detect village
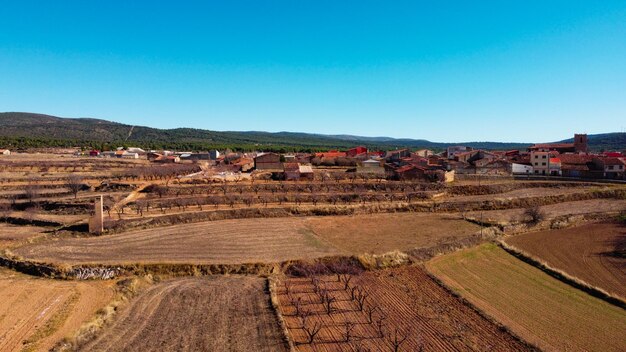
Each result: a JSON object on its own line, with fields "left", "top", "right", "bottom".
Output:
{"left": 4, "top": 133, "right": 620, "bottom": 182}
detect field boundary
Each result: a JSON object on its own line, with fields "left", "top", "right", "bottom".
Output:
{"left": 268, "top": 277, "right": 297, "bottom": 352}
{"left": 496, "top": 241, "right": 626, "bottom": 309}
{"left": 422, "top": 265, "right": 541, "bottom": 351}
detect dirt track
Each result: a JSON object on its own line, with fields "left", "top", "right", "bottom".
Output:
{"left": 0, "top": 268, "right": 114, "bottom": 352}
{"left": 81, "top": 277, "right": 288, "bottom": 352}
{"left": 506, "top": 221, "right": 626, "bottom": 299}
{"left": 14, "top": 218, "right": 343, "bottom": 265}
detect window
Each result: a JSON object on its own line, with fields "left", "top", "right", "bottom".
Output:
{"left": 534, "top": 162, "right": 538, "bottom": 166}
{"left": 542, "top": 155, "right": 547, "bottom": 159}
{"left": 608, "top": 165, "right": 614, "bottom": 170}
{"left": 542, "top": 162, "right": 546, "bottom": 166}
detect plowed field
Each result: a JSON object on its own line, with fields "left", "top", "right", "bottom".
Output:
{"left": 14, "top": 218, "right": 343, "bottom": 265}
{"left": 81, "top": 277, "right": 287, "bottom": 352}
{"left": 306, "top": 213, "right": 480, "bottom": 254}
{"left": 0, "top": 268, "right": 114, "bottom": 352}
{"left": 277, "top": 266, "right": 531, "bottom": 351}
{"left": 506, "top": 221, "right": 626, "bottom": 299}
{"left": 427, "top": 244, "right": 626, "bottom": 352}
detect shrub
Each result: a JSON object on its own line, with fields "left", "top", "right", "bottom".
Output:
{"left": 523, "top": 206, "right": 545, "bottom": 225}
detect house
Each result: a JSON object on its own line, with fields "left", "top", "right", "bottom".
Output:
{"left": 529, "top": 134, "right": 588, "bottom": 154}
{"left": 512, "top": 163, "right": 533, "bottom": 175}
{"left": 101, "top": 151, "right": 116, "bottom": 158}
{"left": 346, "top": 146, "right": 368, "bottom": 157}
{"left": 298, "top": 164, "right": 315, "bottom": 180}
{"left": 89, "top": 150, "right": 100, "bottom": 157}
{"left": 283, "top": 162, "right": 301, "bottom": 181}
{"left": 593, "top": 157, "right": 626, "bottom": 179}
{"left": 154, "top": 155, "right": 180, "bottom": 163}
{"left": 414, "top": 149, "right": 434, "bottom": 158}
{"left": 558, "top": 154, "right": 595, "bottom": 178}
{"left": 0, "top": 149, "right": 10, "bottom": 156}
{"left": 385, "top": 149, "right": 411, "bottom": 162}
{"left": 315, "top": 150, "right": 347, "bottom": 158}
{"left": 121, "top": 152, "right": 139, "bottom": 159}
{"left": 446, "top": 146, "right": 472, "bottom": 160}
{"left": 548, "top": 158, "right": 562, "bottom": 176}
{"left": 147, "top": 152, "right": 162, "bottom": 161}
{"left": 233, "top": 158, "right": 254, "bottom": 172}
{"left": 530, "top": 151, "right": 553, "bottom": 175}
{"left": 477, "top": 159, "right": 512, "bottom": 175}
{"left": 255, "top": 152, "right": 282, "bottom": 170}
{"left": 126, "top": 147, "right": 146, "bottom": 155}
{"left": 394, "top": 164, "right": 427, "bottom": 181}
{"left": 357, "top": 159, "right": 385, "bottom": 175}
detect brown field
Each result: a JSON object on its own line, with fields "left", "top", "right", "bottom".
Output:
{"left": 81, "top": 276, "right": 287, "bottom": 352}
{"left": 277, "top": 266, "right": 530, "bottom": 351}
{"left": 426, "top": 244, "right": 626, "bottom": 352}
{"left": 506, "top": 221, "right": 626, "bottom": 299}
{"left": 465, "top": 198, "right": 626, "bottom": 224}
{"left": 13, "top": 217, "right": 344, "bottom": 265}
{"left": 0, "top": 268, "right": 114, "bottom": 352}
{"left": 0, "top": 223, "right": 47, "bottom": 249}
{"left": 306, "top": 213, "right": 480, "bottom": 254}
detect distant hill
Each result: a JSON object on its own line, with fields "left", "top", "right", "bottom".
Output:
{"left": 0, "top": 112, "right": 623, "bottom": 152}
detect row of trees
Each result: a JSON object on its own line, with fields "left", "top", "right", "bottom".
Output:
{"left": 282, "top": 269, "right": 419, "bottom": 351}
{"left": 146, "top": 180, "right": 442, "bottom": 198}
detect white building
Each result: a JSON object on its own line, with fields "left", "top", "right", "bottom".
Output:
{"left": 512, "top": 163, "right": 533, "bottom": 175}
{"left": 0, "top": 149, "right": 10, "bottom": 156}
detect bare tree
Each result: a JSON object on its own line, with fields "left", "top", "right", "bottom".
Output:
{"left": 322, "top": 290, "right": 336, "bottom": 314}
{"left": 375, "top": 316, "right": 387, "bottom": 338}
{"left": 24, "top": 179, "right": 39, "bottom": 205}
{"left": 366, "top": 305, "right": 381, "bottom": 324}
{"left": 65, "top": 174, "right": 84, "bottom": 199}
{"left": 302, "top": 321, "right": 323, "bottom": 344}
{"left": 354, "top": 288, "right": 369, "bottom": 311}
{"left": 385, "top": 328, "right": 409, "bottom": 352}
{"left": 344, "top": 321, "right": 356, "bottom": 342}
{"left": 523, "top": 206, "right": 545, "bottom": 225}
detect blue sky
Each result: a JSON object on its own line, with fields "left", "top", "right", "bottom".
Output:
{"left": 1, "top": 1, "right": 625, "bottom": 142}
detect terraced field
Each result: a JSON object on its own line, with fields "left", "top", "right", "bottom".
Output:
{"left": 14, "top": 218, "right": 344, "bottom": 265}
{"left": 0, "top": 268, "right": 114, "bottom": 352}
{"left": 306, "top": 213, "right": 480, "bottom": 254}
{"left": 81, "top": 277, "right": 287, "bottom": 352}
{"left": 426, "top": 244, "right": 626, "bottom": 352}
{"left": 0, "top": 223, "right": 47, "bottom": 249}
{"left": 277, "top": 266, "right": 531, "bottom": 351}
{"left": 506, "top": 221, "right": 626, "bottom": 299}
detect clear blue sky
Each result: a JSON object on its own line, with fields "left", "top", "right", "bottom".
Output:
{"left": 1, "top": 1, "right": 625, "bottom": 143}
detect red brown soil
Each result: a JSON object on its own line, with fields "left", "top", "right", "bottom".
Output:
{"left": 506, "top": 221, "right": 626, "bottom": 299}
{"left": 81, "top": 276, "right": 288, "bottom": 352}
{"left": 305, "top": 213, "right": 480, "bottom": 254}
{"left": 277, "top": 266, "right": 531, "bottom": 351}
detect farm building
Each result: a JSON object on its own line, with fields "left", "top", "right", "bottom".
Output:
{"left": 512, "top": 163, "right": 533, "bottom": 175}
{"left": 385, "top": 148, "right": 411, "bottom": 162}
{"left": 298, "top": 164, "right": 314, "bottom": 180}
{"left": 154, "top": 155, "right": 180, "bottom": 163}
{"left": 255, "top": 153, "right": 282, "bottom": 170}
{"left": 0, "top": 149, "right": 11, "bottom": 156}
{"left": 121, "top": 152, "right": 139, "bottom": 159}
{"left": 233, "top": 158, "right": 254, "bottom": 172}
{"left": 283, "top": 162, "right": 301, "bottom": 180}
{"left": 394, "top": 164, "right": 427, "bottom": 180}
{"left": 357, "top": 159, "right": 385, "bottom": 175}
{"left": 89, "top": 150, "right": 100, "bottom": 157}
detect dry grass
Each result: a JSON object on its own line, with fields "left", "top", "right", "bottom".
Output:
{"left": 426, "top": 243, "right": 626, "bottom": 352}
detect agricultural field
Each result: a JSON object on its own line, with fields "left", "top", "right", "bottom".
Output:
{"left": 0, "top": 268, "right": 114, "bottom": 352}
{"left": 13, "top": 217, "right": 344, "bottom": 265}
{"left": 276, "top": 266, "right": 531, "bottom": 351}
{"left": 426, "top": 244, "right": 626, "bottom": 352}
{"left": 81, "top": 276, "right": 287, "bottom": 352}
{"left": 464, "top": 198, "right": 626, "bottom": 225}
{"left": 0, "top": 223, "right": 47, "bottom": 249}
{"left": 506, "top": 221, "right": 626, "bottom": 299}
{"left": 305, "top": 212, "right": 480, "bottom": 254}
